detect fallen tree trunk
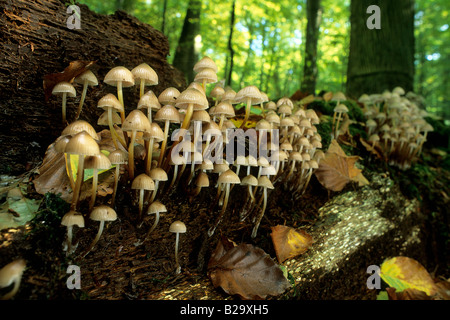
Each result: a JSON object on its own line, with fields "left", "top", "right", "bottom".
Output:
{"left": 0, "top": 0, "right": 186, "bottom": 174}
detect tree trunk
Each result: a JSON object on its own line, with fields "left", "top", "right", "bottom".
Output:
{"left": 346, "top": 0, "right": 415, "bottom": 99}
{"left": 172, "top": 0, "right": 202, "bottom": 83}
{"left": 301, "top": 0, "right": 322, "bottom": 95}
{"left": 0, "top": 0, "right": 186, "bottom": 175}
{"left": 225, "top": 0, "right": 236, "bottom": 87}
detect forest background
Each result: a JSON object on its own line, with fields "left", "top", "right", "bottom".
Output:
{"left": 75, "top": 0, "right": 449, "bottom": 123}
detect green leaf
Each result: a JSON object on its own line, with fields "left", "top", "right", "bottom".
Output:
{"left": 67, "top": 150, "right": 114, "bottom": 182}
{"left": 0, "top": 189, "right": 42, "bottom": 230}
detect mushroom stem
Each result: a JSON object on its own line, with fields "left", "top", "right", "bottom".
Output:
{"left": 251, "top": 187, "right": 267, "bottom": 238}
{"left": 62, "top": 92, "right": 67, "bottom": 124}
{"left": 157, "top": 120, "right": 170, "bottom": 167}
{"left": 107, "top": 107, "right": 119, "bottom": 149}
{"left": 82, "top": 221, "right": 105, "bottom": 258}
{"left": 117, "top": 82, "right": 125, "bottom": 123}
{"left": 174, "top": 232, "right": 181, "bottom": 274}
{"left": 66, "top": 225, "right": 74, "bottom": 255}
{"left": 239, "top": 97, "right": 251, "bottom": 129}
{"left": 149, "top": 180, "right": 159, "bottom": 203}
{"left": 138, "top": 189, "right": 145, "bottom": 221}
{"left": 111, "top": 164, "right": 120, "bottom": 207}
{"left": 143, "top": 212, "right": 160, "bottom": 242}
{"left": 71, "top": 154, "right": 85, "bottom": 211}
{"left": 180, "top": 103, "right": 194, "bottom": 130}
{"left": 146, "top": 138, "right": 155, "bottom": 175}
{"left": 208, "top": 183, "right": 230, "bottom": 237}
{"left": 89, "top": 168, "right": 99, "bottom": 211}
{"left": 128, "top": 130, "right": 137, "bottom": 180}
{"left": 75, "top": 80, "right": 88, "bottom": 120}
{"left": 139, "top": 80, "right": 146, "bottom": 99}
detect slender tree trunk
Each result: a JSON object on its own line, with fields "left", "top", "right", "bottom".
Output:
{"left": 301, "top": 0, "right": 322, "bottom": 95}
{"left": 346, "top": 0, "right": 415, "bottom": 98}
{"left": 238, "top": 14, "right": 254, "bottom": 86}
{"left": 226, "top": 0, "right": 236, "bottom": 87}
{"left": 173, "top": 0, "right": 202, "bottom": 83}
{"left": 161, "top": 0, "right": 168, "bottom": 34}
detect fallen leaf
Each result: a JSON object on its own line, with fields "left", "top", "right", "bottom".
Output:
{"left": 0, "top": 188, "right": 42, "bottom": 230}
{"left": 385, "top": 287, "right": 432, "bottom": 300}
{"left": 359, "top": 136, "right": 385, "bottom": 160}
{"left": 207, "top": 237, "right": 291, "bottom": 300}
{"left": 323, "top": 91, "right": 333, "bottom": 102}
{"left": 299, "top": 94, "right": 315, "bottom": 106}
{"left": 380, "top": 256, "right": 438, "bottom": 297}
{"left": 314, "top": 139, "right": 369, "bottom": 191}
{"left": 43, "top": 60, "right": 96, "bottom": 102}
{"left": 270, "top": 225, "right": 313, "bottom": 263}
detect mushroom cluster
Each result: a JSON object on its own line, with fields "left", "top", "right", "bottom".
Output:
{"left": 358, "top": 87, "right": 433, "bottom": 170}
{"left": 50, "top": 57, "right": 322, "bottom": 272}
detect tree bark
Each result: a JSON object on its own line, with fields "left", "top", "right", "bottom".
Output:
{"left": 0, "top": 0, "right": 185, "bottom": 174}
{"left": 346, "top": 0, "right": 415, "bottom": 99}
{"left": 301, "top": 0, "right": 322, "bottom": 95}
{"left": 172, "top": 0, "right": 202, "bottom": 83}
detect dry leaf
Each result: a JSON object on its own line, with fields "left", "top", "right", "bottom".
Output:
{"left": 359, "top": 137, "right": 385, "bottom": 160}
{"left": 385, "top": 287, "right": 432, "bottom": 300}
{"left": 207, "top": 237, "right": 290, "bottom": 300}
{"left": 323, "top": 91, "right": 333, "bottom": 102}
{"left": 270, "top": 225, "right": 313, "bottom": 263}
{"left": 314, "top": 140, "right": 369, "bottom": 192}
{"left": 43, "top": 60, "right": 96, "bottom": 101}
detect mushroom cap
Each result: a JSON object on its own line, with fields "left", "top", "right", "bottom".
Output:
{"left": 175, "top": 88, "right": 209, "bottom": 110}
{"left": 193, "top": 56, "right": 218, "bottom": 73}
{"left": 280, "top": 117, "right": 295, "bottom": 128}
{"left": 278, "top": 104, "right": 292, "bottom": 116}
{"left": 195, "top": 171, "right": 210, "bottom": 187}
{"left": 98, "top": 110, "right": 121, "bottom": 126}
{"left": 122, "top": 109, "right": 151, "bottom": 132}
{"left": 222, "top": 88, "right": 236, "bottom": 102}
{"left": 149, "top": 167, "right": 168, "bottom": 182}
{"left": 108, "top": 149, "right": 128, "bottom": 164}
{"left": 148, "top": 200, "right": 167, "bottom": 215}
{"left": 308, "top": 159, "right": 319, "bottom": 169}
{"left": 137, "top": 90, "right": 161, "bottom": 111}
{"left": 331, "top": 91, "right": 346, "bottom": 101}
{"left": 62, "top": 120, "right": 99, "bottom": 140}
{"left": 213, "top": 162, "right": 230, "bottom": 174}
{"left": 52, "top": 81, "right": 76, "bottom": 97}
{"left": 276, "top": 97, "right": 294, "bottom": 108}
{"left": 241, "top": 174, "right": 258, "bottom": 186}
{"left": 169, "top": 220, "right": 187, "bottom": 233}
{"left": 155, "top": 104, "right": 181, "bottom": 124}
{"left": 258, "top": 175, "right": 274, "bottom": 189}
{"left": 131, "top": 173, "right": 155, "bottom": 191}
{"left": 97, "top": 93, "right": 124, "bottom": 113}
{"left": 212, "top": 101, "right": 235, "bottom": 118}
{"left": 265, "top": 113, "right": 280, "bottom": 125}
{"left": 200, "top": 159, "right": 214, "bottom": 171}
{"left": 144, "top": 122, "right": 165, "bottom": 142}
{"left": 0, "top": 259, "right": 26, "bottom": 288}
{"left": 104, "top": 66, "right": 135, "bottom": 87}
{"left": 61, "top": 210, "right": 85, "bottom": 228}
{"left": 74, "top": 70, "right": 98, "bottom": 86}
{"left": 234, "top": 85, "right": 262, "bottom": 105}
{"left": 158, "top": 87, "right": 181, "bottom": 105}
{"left": 210, "top": 86, "right": 225, "bottom": 99}
{"left": 84, "top": 152, "right": 112, "bottom": 170}
{"left": 191, "top": 110, "right": 211, "bottom": 124}
{"left": 90, "top": 205, "right": 117, "bottom": 222}
{"left": 54, "top": 135, "right": 71, "bottom": 153}
{"left": 194, "top": 67, "right": 218, "bottom": 84}
{"left": 334, "top": 104, "right": 348, "bottom": 113}
{"left": 131, "top": 63, "right": 158, "bottom": 86}
{"left": 280, "top": 141, "right": 293, "bottom": 151}
{"left": 218, "top": 169, "right": 241, "bottom": 185}
{"left": 289, "top": 151, "right": 303, "bottom": 162}
{"left": 256, "top": 119, "right": 271, "bottom": 131}
{"left": 65, "top": 131, "right": 100, "bottom": 156}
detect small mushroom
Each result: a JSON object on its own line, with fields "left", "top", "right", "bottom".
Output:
{"left": 148, "top": 167, "right": 168, "bottom": 203}
{"left": 0, "top": 259, "right": 26, "bottom": 300}
{"left": 234, "top": 85, "right": 262, "bottom": 129}
{"left": 154, "top": 105, "right": 181, "bottom": 167}
{"left": 140, "top": 200, "right": 167, "bottom": 242}
{"left": 61, "top": 210, "right": 85, "bottom": 255}
{"left": 84, "top": 153, "right": 112, "bottom": 211}
{"left": 169, "top": 220, "right": 187, "bottom": 274}
{"left": 131, "top": 63, "right": 158, "bottom": 98}
{"left": 52, "top": 81, "right": 76, "bottom": 125}
{"left": 131, "top": 173, "right": 155, "bottom": 221}
{"left": 251, "top": 176, "right": 274, "bottom": 238}
{"left": 82, "top": 205, "right": 117, "bottom": 258}
{"left": 74, "top": 70, "right": 98, "bottom": 120}
{"left": 108, "top": 149, "right": 128, "bottom": 207}
{"left": 103, "top": 66, "right": 135, "bottom": 123}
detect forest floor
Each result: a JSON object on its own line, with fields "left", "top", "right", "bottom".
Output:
{"left": 1, "top": 140, "right": 449, "bottom": 300}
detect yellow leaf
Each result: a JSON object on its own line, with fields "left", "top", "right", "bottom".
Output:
{"left": 270, "top": 225, "right": 313, "bottom": 263}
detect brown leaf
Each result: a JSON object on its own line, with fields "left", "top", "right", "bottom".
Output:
{"left": 314, "top": 140, "right": 369, "bottom": 191}
{"left": 270, "top": 225, "right": 313, "bottom": 263}
{"left": 207, "top": 237, "right": 291, "bottom": 300}
{"left": 359, "top": 137, "right": 385, "bottom": 160}
{"left": 43, "top": 60, "right": 96, "bottom": 102}
{"left": 386, "top": 287, "right": 432, "bottom": 300}
{"left": 323, "top": 91, "right": 333, "bottom": 102}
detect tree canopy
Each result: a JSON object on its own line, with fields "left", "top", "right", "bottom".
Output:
{"left": 76, "top": 0, "right": 449, "bottom": 121}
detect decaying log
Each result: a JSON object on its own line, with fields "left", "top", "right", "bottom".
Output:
{"left": 0, "top": 0, "right": 186, "bottom": 174}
